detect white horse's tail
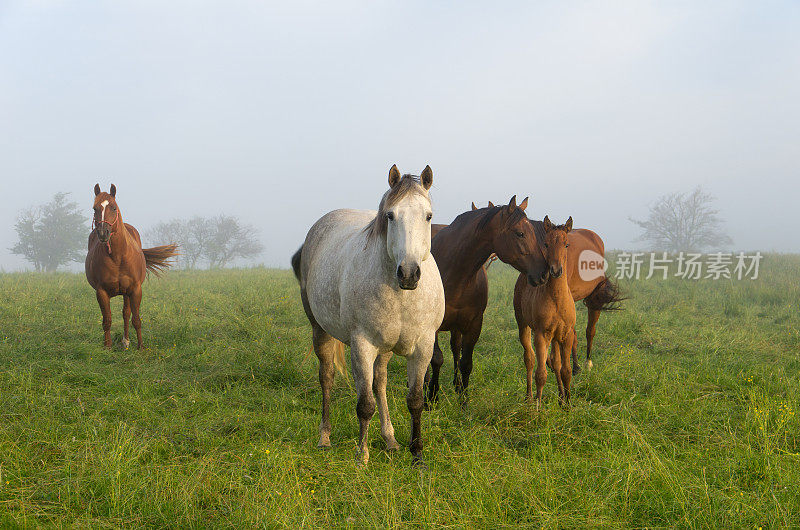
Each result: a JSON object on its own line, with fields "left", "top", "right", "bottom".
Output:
{"left": 295, "top": 244, "right": 347, "bottom": 375}
{"left": 304, "top": 340, "right": 346, "bottom": 375}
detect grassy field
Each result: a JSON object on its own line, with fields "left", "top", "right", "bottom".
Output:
{"left": 0, "top": 256, "right": 798, "bottom": 528}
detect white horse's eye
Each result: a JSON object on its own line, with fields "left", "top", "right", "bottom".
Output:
{"left": 426, "top": 213, "right": 432, "bottom": 221}
{"left": 385, "top": 212, "right": 394, "bottom": 221}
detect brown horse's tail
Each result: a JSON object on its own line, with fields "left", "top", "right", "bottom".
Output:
{"left": 584, "top": 276, "right": 626, "bottom": 312}
{"left": 143, "top": 244, "right": 179, "bottom": 277}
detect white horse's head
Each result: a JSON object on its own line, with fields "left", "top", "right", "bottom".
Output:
{"left": 366, "top": 165, "right": 434, "bottom": 290}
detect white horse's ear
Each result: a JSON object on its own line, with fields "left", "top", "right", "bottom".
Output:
{"left": 420, "top": 165, "right": 433, "bottom": 190}
{"left": 565, "top": 216, "right": 573, "bottom": 232}
{"left": 94, "top": 184, "right": 101, "bottom": 196}
{"left": 110, "top": 184, "right": 116, "bottom": 197}
{"left": 519, "top": 197, "right": 529, "bottom": 211}
{"left": 388, "top": 165, "right": 401, "bottom": 188}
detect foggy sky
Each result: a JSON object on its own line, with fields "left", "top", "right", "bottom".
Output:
{"left": 1, "top": 1, "right": 799, "bottom": 270}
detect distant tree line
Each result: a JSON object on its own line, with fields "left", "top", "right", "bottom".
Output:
{"left": 10, "top": 192, "right": 264, "bottom": 272}
{"left": 147, "top": 215, "right": 264, "bottom": 269}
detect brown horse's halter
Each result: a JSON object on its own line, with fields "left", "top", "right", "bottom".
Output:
{"left": 92, "top": 205, "right": 119, "bottom": 254}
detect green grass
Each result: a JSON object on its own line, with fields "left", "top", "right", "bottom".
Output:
{"left": 0, "top": 256, "right": 798, "bottom": 527}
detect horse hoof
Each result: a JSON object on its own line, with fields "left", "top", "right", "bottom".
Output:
{"left": 317, "top": 435, "right": 331, "bottom": 449}
{"left": 385, "top": 440, "right": 401, "bottom": 452}
{"left": 572, "top": 364, "right": 582, "bottom": 376}
{"left": 412, "top": 454, "right": 427, "bottom": 470}
{"left": 122, "top": 338, "right": 130, "bottom": 350}
{"left": 585, "top": 360, "right": 594, "bottom": 372}
{"left": 356, "top": 450, "right": 369, "bottom": 467}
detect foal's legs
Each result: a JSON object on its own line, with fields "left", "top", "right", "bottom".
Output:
{"left": 122, "top": 295, "right": 131, "bottom": 350}
{"left": 313, "top": 325, "right": 338, "bottom": 448}
{"left": 559, "top": 335, "right": 573, "bottom": 407}
{"left": 129, "top": 285, "right": 143, "bottom": 349}
{"left": 533, "top": 330, "right": 550, "bottom": 408}
{"left": 95, "top": 289, "right": 113, "bottom": 349}
{"left": 571, "top": 324, "right": 581, "bottom": 375}
{"left": 551, "top": 340, "right": 564, "bottom": 403}
{"left": 425, "top": 333, "right": 444, "bottom": 405}
{"left": 585, "top": 308, "right": 601, "bottom": 371}
{"left": 373, "top": 350, "right": 400, "bottom": 451}
{"left": 407, "top": 338, "right": 434, "bottom": 465}
{"left": 457, "top": 316, "right": 482, "bottom": 394}
{"left": 350, "top": 336, "right": 378, "bottom": 466}
{"left": 519, "top": 324, "right": 536, "bottom": 402}
{"left": 450, "top": 330, "right": 463, "bottom": 389}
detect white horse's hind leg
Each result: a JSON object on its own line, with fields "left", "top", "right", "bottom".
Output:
{"left": 351, "top": 337, "right": 378, "bottom": 466}
{"left": 407, "top": 338, "right": 434, "bottom": 465}
{"left": 373, "top": 351, "right": 399, "bottom": 451}
{"left": 313, "top": 326, "right": 338, "bottom": 448}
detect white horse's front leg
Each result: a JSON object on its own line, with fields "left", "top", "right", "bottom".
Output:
{"left": 373, "top": 350, "right": 399, "bottom": 451}
{"left": 407, "top": 336, "right": 435, "bottom": 465}
{"left": 350, "top": 336, "right": 378, "bottom": 466}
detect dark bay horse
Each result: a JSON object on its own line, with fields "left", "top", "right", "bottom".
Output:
{"left": 514, "top": 216, "right": 576, "bottom": 406}
{"left": 85, "top": 184, "right": 178, "bottom": 349}
{"left": 426, "top": 196, "right": 549, "bottom": 403}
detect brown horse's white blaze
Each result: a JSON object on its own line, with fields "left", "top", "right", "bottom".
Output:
{"left": 85, "top": 183, "right": 178, "bottom": 349}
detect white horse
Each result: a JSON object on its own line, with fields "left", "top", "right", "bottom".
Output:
{"left": 292, "top": 165, "right": 445, "bottom": 465}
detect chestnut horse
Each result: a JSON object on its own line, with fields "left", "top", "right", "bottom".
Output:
{"left": 563, "top": 228, "right": 624, "bottom": 374}
{"left": 514, "top": 216, "right": 575, "bottom": 406}
{"left": 426, "top": 196, "right": 549, "bottom": 403}
{"left": 85, "top": 184, "right": 178, "bottom": 349}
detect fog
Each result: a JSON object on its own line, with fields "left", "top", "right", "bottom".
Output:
{"left": 1, "top": 1, "right": 799, "bottom": 270}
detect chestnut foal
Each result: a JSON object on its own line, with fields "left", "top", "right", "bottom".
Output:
{"left": 85, "top": 184, "right": 178, "bottom": 349}
{"left": 514, "top": 216, "right": 575, "bottom": 406}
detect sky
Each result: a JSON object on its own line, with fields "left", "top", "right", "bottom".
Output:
{"left": 1, "top": 0, "right": 798, "bottom": 270}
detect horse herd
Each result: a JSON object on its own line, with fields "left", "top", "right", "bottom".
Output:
{"left": 86, "top": 168, "right": 622, "bottom": 466}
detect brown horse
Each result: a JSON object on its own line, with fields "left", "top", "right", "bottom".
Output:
{"left": 85, "top": 184, "right": 178, "bottom": 349}
{"left": 514, "top": 216, "right": 575, "bottom": 406}
{"left": 426, "top": 196, "right": 549, "bottom": 403}
{"left": 563, "top": 228, "right": 624, "bottom": 374}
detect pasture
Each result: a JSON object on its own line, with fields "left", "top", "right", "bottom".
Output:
{"left": 0, "top": 257, "right": 798, "bottom": 527}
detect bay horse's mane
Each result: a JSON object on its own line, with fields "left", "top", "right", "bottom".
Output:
{"left": 461, "top": 204, "right": 528, "bottom": 232}
{"left": 364, "top": 174, "right": 427, "bottom": 242}
{"left": 529, "top": 218, "right": 547, "bottom": 245}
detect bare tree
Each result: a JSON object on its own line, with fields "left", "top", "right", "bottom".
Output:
{"left": 205, "top": 215, "right": 264, "bottom": 268}
{"left": 149, "top": 217, "right": 210, "bottom": 269}
{"left": 10, "top": 192, "right": 87, "bottom": 272}
{"left": 147, "top": 215, "right": 263, "bottom": 268}
{"left": 630, "top": 187, "right": 733, "bottom": 252}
